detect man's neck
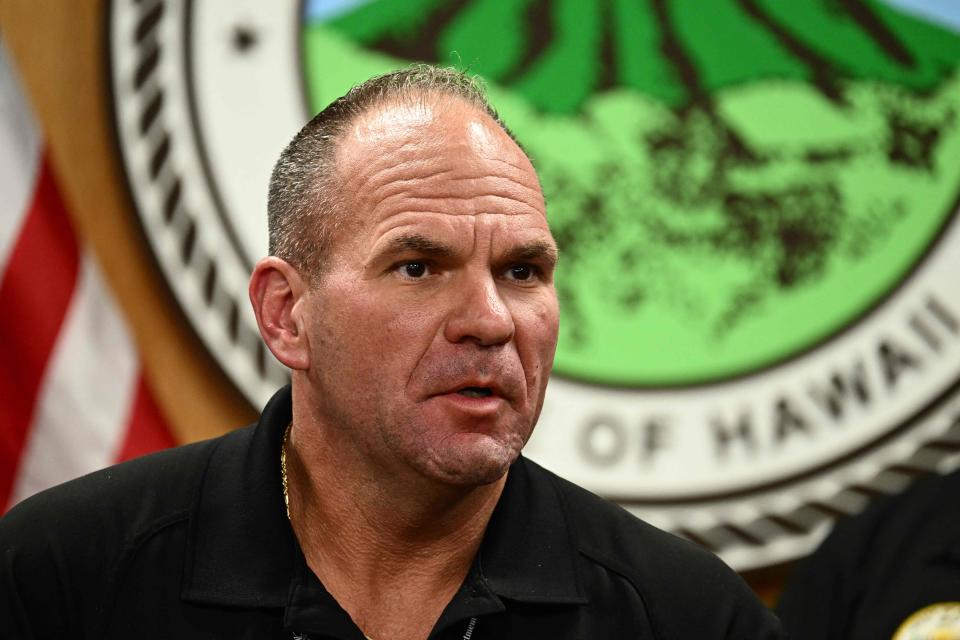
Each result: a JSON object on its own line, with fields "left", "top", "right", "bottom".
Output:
{"left": 282, "top": 416, "right": 506, "bottom": 639}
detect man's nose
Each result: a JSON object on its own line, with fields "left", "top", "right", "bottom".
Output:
{"left": 443, "top": 274, "right": 515, "bottom": 347}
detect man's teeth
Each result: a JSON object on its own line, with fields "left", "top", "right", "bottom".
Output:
{"left": 458, "top": 387, "right": 492, "bottom": 398}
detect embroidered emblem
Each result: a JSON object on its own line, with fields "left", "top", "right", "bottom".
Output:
{"left": 893, "top": 602, "right": 960, "bottom": 640}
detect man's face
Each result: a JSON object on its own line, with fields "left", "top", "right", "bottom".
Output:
{"left": 299, "top": 97, "right": 559, "bottom": 486}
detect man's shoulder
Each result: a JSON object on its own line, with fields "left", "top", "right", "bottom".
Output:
{"left": 1, "top": 425, "right": 253, "bottom": 548}
{"left": 0, "top": 424, "right": 261, "bottom": 636}
{"left": 524, "top": 458, "right": 726, "bottom": 573}
{"left": 776, "top": 469, "right": 960, "bottom": 638}
{"left": 522, "top": 459, "right": 783, "bottom": 637}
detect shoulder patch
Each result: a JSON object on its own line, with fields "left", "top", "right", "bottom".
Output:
{"left": 894, "top": 602, "right": 960, "bottom": 640}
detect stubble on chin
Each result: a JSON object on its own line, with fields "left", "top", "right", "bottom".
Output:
{"left": 431, "top": 433, "right": 526, "bottom": 486}
{"left": 383, "top": 419, "right": 528, "bottom": 487}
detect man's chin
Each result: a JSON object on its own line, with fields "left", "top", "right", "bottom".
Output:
{"left": 426, "top": 437, "right": 520, "bottom": 487}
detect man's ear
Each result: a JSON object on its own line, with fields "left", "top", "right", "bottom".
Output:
{"left": 249, "top": 257, "right": 311, "bottom": 370}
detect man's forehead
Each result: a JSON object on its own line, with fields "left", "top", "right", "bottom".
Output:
{"left": 349, "top": 99, "right": 438, "bottom": 144}
{"left": 344, "top": 96, "right": 524, "bottom": 165}
{"left": 328, "top": 93, "right": 548, "bottom": 253}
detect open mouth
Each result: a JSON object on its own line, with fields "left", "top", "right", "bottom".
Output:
{"left": 457, "top": 387, "right": 493, "bottom": 398}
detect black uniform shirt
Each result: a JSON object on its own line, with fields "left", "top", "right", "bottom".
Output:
{"left": 1, "top": 386, "right": 783, "bottom": 639}
{"left": 777, "top": 468, "right": 960, "bottom": 639}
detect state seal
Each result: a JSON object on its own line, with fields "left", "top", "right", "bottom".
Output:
{"left": 109, "top": 0, "right": 960, "bottom": 569}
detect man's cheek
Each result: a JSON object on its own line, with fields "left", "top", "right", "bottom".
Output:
{"left": 381, "top": 306, "right": 441, "bottom": 345}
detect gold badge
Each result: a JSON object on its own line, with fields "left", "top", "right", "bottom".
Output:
{"left": 893, "top": 603, "right": 960, "bottom": 640}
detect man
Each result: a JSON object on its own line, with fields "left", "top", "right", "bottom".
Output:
{"left": 1, "top": 66, "right": 783, "bottom": 638}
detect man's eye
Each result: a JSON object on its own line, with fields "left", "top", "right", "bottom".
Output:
{"left": 506, "top": 264, "right": 535, "bottom": 281}
{"left": 398, "top": 262, "right": 428, "bottom": 278}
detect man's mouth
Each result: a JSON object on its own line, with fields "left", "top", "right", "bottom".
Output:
{"left": 457, "top": 387, "right": 494, "bottom": 398}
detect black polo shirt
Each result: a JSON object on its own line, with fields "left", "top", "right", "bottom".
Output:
{"left": 1, "top": 386, "right": 783, "bottom": 638}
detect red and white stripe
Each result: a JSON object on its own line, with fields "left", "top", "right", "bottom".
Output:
{"left": 0, "top": 40, "right": 174, "bottom": 511}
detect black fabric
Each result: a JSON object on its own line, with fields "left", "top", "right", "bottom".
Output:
{"left": 776, "top": 469, "right": 960, "bottom": 639}
{"left": 2, "top": 386, "right": 783, "bottom": 639}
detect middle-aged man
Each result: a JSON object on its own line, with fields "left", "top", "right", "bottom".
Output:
{"left": 1, "top": 67, "right": 784, "bottom": 639}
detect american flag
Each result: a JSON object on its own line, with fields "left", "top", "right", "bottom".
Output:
{"left": 0, "top": 40, "right": 175, "bottom": 512}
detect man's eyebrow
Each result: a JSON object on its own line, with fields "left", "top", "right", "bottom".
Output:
{"left": 503, "top": 240, "right": 559, "bottom": 267}
{"left": 379, "top": 233, "right": 456, "bottom": 259}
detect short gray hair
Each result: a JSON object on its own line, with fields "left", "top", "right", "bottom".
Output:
{"left": 267, "top": 65, "right": 517, "bottom": 278}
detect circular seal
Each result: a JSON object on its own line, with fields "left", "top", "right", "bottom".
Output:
{"left": 894, "top": 602, "right": 960, "bottom": 640}
{"left": 109, "top": 0, "right": 960, "bottom": 570}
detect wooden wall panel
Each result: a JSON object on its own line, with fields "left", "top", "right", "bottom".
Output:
{"left": 0, "top": 0, "right": 257, "bottom": 443}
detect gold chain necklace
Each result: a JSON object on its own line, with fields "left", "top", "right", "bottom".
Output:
{"left": 280, "top": 422, "right": 291, "bottom": 521}
{"left": 283, "top": 423, "right": 372, "bottom": 637}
